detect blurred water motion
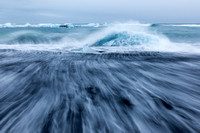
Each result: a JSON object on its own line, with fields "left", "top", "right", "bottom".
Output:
{"left": 0, "top": 50, "right": 200, "bottom": 132}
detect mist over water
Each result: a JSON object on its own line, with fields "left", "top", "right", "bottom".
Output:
{"left": 1, "top": 22, "right": 200, "bottom": 133}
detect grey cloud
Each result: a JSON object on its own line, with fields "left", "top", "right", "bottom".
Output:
{"left": 0, "top": 0, "right": 200, "bottom": 24}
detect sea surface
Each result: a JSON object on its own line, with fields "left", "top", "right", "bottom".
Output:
{"left": 0, "top": 22, "right": 200, "bottom": 133}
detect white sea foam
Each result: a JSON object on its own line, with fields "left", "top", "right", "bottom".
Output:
{"left": 170, "top": 24, "right": 200, "bottom": 27}
{"left": 0, "top": 23, "right": 61, "bottom": 28}
{"left": 0, "top": 23, "right": 104, "bottom": 28}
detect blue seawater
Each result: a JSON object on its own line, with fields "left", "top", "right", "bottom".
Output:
{"left": 0, "top": 22, "right": 200, "bottom": 133}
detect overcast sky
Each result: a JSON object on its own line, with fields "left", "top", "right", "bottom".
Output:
{"left": 0, "top": 0, "right": 200, "bottom": 24}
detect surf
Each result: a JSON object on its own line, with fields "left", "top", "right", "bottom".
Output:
{"left": 1, "top": 22, "right": 200, "bottom": 133}
{"left": 0, "top": 22, "right": 200, "bottom": 54}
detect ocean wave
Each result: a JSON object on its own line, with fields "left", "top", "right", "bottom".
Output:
{"left": 0, "top": 22, "right": 200, "bottom": 54}
{"left": 0, "top": 31, "right": 63, "bottom": 44}
{"left": 91, "top": 32, "right": 158, "bottom": 46}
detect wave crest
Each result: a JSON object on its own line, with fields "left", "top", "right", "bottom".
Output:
{"left": 92, "top": 31, "right": 158, "bottom": 46}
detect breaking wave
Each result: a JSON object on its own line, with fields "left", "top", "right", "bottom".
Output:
{"left": 0, "top": 22, "right": 200, "bottom": 54}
